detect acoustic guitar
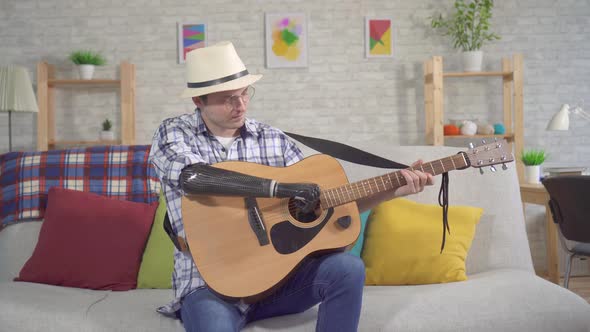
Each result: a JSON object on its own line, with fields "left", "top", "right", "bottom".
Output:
{"left": 181, "top": 139, "right": 514, "bottom": 301}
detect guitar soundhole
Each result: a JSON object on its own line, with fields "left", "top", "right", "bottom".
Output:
{"left": 287, "top": 198, "right": 320, "bottom": 223}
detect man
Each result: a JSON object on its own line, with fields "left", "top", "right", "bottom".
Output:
{"left": 149, "top": 41, "right": 433, "bottom": 332}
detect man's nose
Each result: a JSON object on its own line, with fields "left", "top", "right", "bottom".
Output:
{"left": 233, "top": 97, "right": 247, "bottom": 110}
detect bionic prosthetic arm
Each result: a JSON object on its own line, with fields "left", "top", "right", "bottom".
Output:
{"left": 180, "top": 163, "right": 320, "bottom": 212}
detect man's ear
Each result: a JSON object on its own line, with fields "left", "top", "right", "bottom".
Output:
{"left": 192, "top": 96, "right": 203, "bottom": 108}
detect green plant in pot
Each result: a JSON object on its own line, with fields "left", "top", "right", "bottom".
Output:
{"left": 430, "top": 0, "right": 501, "bottom": 72}
{"left": 521, "top": 148, "right": 547, "bottom": 184}
{"left": 69, "top": 50, "right": 107, "bottom": 80}
{"left": 100, "top": 118, "right": 115, "bottom": 141}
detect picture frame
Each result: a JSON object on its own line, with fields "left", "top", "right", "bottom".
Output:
{"left": 265, "top": 13, "right": 308, "bottom": 68}
{"left": 177, "top": 22, "right": 207, "bottom": 64}
{"left": 365, "top": 17, "right": 394, "bottom": 58}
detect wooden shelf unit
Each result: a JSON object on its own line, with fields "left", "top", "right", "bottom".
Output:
{"left": 423, "top": 54, "right": 524, "bottom": 181}
{"left": 36, "top": 61, "right": 136, "bottom": 151}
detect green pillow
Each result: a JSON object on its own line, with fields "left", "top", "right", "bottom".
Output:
{"left": 137, "top": 191, "right": 174, "bottom": 288}
{"left": 349, "top": 210, "right": 371, "bottom": 257}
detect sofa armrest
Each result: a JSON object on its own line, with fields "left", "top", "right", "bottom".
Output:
{"left": 0, "top": 222, "right": 42, "bottom": 283}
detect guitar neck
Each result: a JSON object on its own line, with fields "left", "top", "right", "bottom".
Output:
{"left": 319, "top": 153, "right": 468, "bottom": 209}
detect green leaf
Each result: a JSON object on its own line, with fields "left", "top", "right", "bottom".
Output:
{"left": 68, "top": 50, "right": 107, "bottom": 66}
{"left": 429, "top": 0, "right": 500, "bottom": 51}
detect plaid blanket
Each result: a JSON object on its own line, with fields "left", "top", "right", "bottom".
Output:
{"left": 0, "top": 145, "right": 161, "bottom": 227}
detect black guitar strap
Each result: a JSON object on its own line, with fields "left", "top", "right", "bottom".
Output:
{"left": 283, "top": 132, "right": 409, "bottom": 169}
{"left": 284, "top": 132, "right": 451, "bottom": 253}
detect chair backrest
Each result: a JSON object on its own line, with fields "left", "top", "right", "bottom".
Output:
{"left": 542, "top": 175, "right": 590, "bottom": 242}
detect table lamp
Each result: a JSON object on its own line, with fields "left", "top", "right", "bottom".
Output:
{"left": 546, "top": 103, "right": 590, "bottom": 131}
{"left": 0, "top": 66, "right": 39, "bottom": 152}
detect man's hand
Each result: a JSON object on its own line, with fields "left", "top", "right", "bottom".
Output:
{"left": 275, "top": 183, "right": 320, "bottom": 213}
{"left": 393, "top": 160, "right": 434, "bottom": 198}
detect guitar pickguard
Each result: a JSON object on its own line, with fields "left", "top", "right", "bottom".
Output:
{"left": 270, "top": 208, "right": 335, "bottom": 254}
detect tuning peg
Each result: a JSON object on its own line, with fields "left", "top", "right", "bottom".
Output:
{"left": 479, "top": 168, "right": 484, "bottom": 175}
{"left": 468, "top": 142, "right": 475, "bottom": 149}
{"left": 490, "top": 165, "right": 497, "bottom": 172}
{"left": 502, "top": 163, "right": 508, "bottom": 170}
{"left": 481, "top": 139, "right": 487, "bottom": 144}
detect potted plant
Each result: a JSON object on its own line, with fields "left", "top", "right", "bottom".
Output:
{"left": 68, "top": 50, "right": 107, "bottom": 80}
{"left": 521, "top": 148, "right": 547, "bottom": 184}
{"left": 431, "top": 0, "right": 501, "bottom": 72}
{"left": 100, "top": 118, "right": 115, "bottom": 141}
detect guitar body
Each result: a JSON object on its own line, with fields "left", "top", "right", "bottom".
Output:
{"left": 181, "top": 154, "right": 361, "bottom": 300}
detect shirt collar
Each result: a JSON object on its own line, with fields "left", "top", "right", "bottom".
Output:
{"left": 194, "top": 109, "right": 260, "bottom": 138}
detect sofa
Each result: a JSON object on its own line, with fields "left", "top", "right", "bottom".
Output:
{"left": 1, "top": 143, "right": 589, "bottom": 332}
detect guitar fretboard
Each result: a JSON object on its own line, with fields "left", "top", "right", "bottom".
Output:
{"left": 319, "top": 154, "right": 468, "bottom": 209}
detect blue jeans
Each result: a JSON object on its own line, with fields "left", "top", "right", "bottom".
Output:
{"left": 180, "top": 252, "right": 365, "bottom": 332}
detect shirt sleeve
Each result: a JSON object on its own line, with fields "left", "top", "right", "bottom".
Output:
{"left": 149, "top": 119, "right": 205, "bottom": 193}
{"left": 283, "top": 135, "right": 304, "bottom": 166}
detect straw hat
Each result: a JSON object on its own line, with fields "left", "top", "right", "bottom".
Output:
{"left": 180, "top": 41, "right": 262, "bottom": 98}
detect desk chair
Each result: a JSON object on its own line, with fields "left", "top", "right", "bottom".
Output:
{"left": 542, "top": 175, "right": 590, "bottom": 288}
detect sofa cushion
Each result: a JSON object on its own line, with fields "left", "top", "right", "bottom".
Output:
{"left": 15, "top": 187, "right": 157, "bottom": 291}
{"left": 348, "top": 210, "right": 371, "bottom": 257}
{"left": 137, "top": 190, "right": 174, "bottom": 289}
{"left": 362, "top": 197, "right": 483, "bottom": 285}
{"left": 0, "top": 145, "right": 160, "bottom": 227}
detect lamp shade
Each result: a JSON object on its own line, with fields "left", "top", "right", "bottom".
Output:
{"left": 546, "top": 104, "right": 570, "bottom": 131}
{"left": 0, "top": 66, "right": 39, "bottom": 113}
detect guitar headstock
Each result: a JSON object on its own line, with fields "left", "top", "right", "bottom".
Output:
{"left": 465, "top": 139, "right": 514, "bottom": 173}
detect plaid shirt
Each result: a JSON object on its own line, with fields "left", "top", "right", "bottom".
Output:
{"left": 149, "top": 110, "right": 303, "bottom": 317}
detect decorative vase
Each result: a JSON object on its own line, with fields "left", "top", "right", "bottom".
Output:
{"left": 78, "top": 65, "right": 95, "bottom": 80}
{"left": 524, "top": 165, "right": 541, "bottom": 184}
{"left": 462, "top": 50, "right": 483, "bottom": 72}
{"left": 460, "top": 120, "right": 478, "bottom": 136}
{"left": 100, "top": 130, "right": 115, "bottom": 141}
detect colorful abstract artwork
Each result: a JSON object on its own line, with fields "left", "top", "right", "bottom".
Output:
{"left": 177, "top": 23, "right": 207, "bottom": 64}
{"left": 365, "top": 17, "right": 394, "bottom": 58}
{"left": 265, "top": 13, "right": 308, "bottom": 68}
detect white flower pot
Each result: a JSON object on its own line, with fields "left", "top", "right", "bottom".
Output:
{"left": 462, "top": 50, "right": 483, "bottom": 72}
{"left": 100, "top": 131, "right": 115, "bottom": 141}
{"left": 78, "top": 65, "right": 95, "bottom": 80}
{"left": 524, "top": 165, "right": 541, "bottom": 184}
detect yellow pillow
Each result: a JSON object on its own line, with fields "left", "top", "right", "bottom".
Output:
{"left": 362, "top": 198, "right": 483, "bottom": 285}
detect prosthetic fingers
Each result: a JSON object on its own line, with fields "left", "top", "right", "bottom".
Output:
{"left": 180, "top": 163, "right": 320, "bottom": 213}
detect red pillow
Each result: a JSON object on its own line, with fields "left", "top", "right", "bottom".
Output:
{"left": 15, "top": 187, "right": 157, "bottom": 290}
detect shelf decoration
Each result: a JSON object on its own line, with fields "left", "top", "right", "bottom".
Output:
{"left": 444, "top": 124, "right": 460, "bottom": 135}
{"left": 460, "top": 121, "right": 477, "bottom": 135}
{"left": 493, "top": 123, "right": 505, "bottom": 134}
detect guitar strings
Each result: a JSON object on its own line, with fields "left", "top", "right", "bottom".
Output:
{"left": 285, "top": 154, "right": 465, "bottom": 212}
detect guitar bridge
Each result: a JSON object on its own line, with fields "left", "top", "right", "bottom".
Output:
{"left": 245, "top": 197, "right": 270, "bottom": 246}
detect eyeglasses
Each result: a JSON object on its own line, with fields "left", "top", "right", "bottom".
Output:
{"left": 222, "top": 86, "right": 255, "bottom": 111}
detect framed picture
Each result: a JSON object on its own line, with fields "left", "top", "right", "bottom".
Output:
{"left": 265, "top": 13, "right": 308, "bottom": 68}
{"left": 177, "top": 22, "right": 207, "bottom": 64}
{"left": 365, "top": 17, "right": 394, "bottom": 58}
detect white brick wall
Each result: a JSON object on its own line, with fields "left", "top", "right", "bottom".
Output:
{"left": 1, "top": 0, "right": 589, "bottom": 275}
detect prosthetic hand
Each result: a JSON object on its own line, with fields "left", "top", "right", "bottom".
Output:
{"left": 274, "top": 182, "right": 320, "bottom": 213}
{"left": 180, "top": 163, "right": 320, "bottom": 213}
